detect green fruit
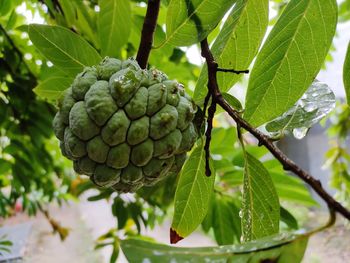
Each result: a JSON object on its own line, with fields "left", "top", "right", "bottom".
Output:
{"left": 127, "top": 116, "right": 149, "bottom": 145}
{"left": 69, "top": 101, "right": 100, "bottom": 140}
{"left": 109, "top": 68, "right": 141, "bottom": 107}
{"left": 131, "top": 139, "right": 153, "bottom": 166}
{"left": 53, "top": 112, "right": 65, "bottom": 140}
{"left": 124, "top": 87, "right": 148, "bottom": 120}
{"left": 97, "top": 58, "right": 122, "bottom": 80}
{"left": 85, "top": 80, "right": 118, "bottom": 126}
{"left": 53, "top": 58, "right": 197, "bottom": 193}
{"left": 121, "top": 163, "right": 143, "bottom": 184}
{"left": 94, "top": 165, "right": 121, "bottom": 187}
{"left": 78, "top": 156, "right": 96, "bottom": 176}
{"left": 64, "top": 128, "right": 86, "bottom": 159}
{"left": 176, "top": 123, "right": 197, "bottom": 153}
{"left": 176, "top": 96, "right": 196, "bottom": 131}
{"left": 87, "top": 136, "right": 109, "bottom": 163}
{"left": 101, "top": 110, "right": 130, "bottom": 146}
{"left": 59, "top": 87, "right": 76, "bottom": 124}
{"left": 150, "top": 105, "right": 178, "bottom": 140}
{"left": 154, "top": 129, "right": 182, "bottom": 159}
{"left": 72, "top": 67, "right": 97, "bottom": 100}
{"left": 147, "top": 83, "right": 167, "bottom": 115}
{"left": 107, "top": 143, "right": 130, "bottom": 169}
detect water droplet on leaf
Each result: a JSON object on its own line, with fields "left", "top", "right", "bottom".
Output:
{"left": 292, "top": 127, "right": 309, "bottom": 139}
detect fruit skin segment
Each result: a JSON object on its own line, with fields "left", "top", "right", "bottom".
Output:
{"left": 53, "top": 58, "right": 198, "bottom": 193}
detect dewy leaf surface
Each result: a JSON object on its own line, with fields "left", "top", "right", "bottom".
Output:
{"left": 121, "top": 231, "right": 309, "bottom": 263}
{"left": 244, "top": 0, "right": 337, "bottom": 127}
{"left": 34, "top": 76, "right": 73, "bottom": 101}
{"left": 343, "top": 41, "right": 350, "bottom": 105}
{"left": 265, "top": 81, "right": 336, "bottom": 135}
{"left": 164, "top": 0, "right": 236, "bottom": 47}
{"left": 171, "top": 141, "right": 215, "bottom": 243}
{"left": 98, "top": 0, "right": 131, "bottom": 57}
{"left": 242, "top": 153, "right": 280, "bottom": 242}
{"left": 28, "top": 24, "right": 101, "bottom": 76}
{"left": 194, "top": 0, "right": 268, "bottom": 104}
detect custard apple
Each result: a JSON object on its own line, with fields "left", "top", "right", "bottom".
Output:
{"left": 53, "top": 58, "right": 197, "bottom": 193}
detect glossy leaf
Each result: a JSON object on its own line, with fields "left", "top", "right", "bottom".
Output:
{"left": 33, "top": 76, "right": 73, "bottom": 101}
{"left": 121, "top": 232, "right": 309, "bottom": 263}
{"left": 265, "top": 81, "right": 336, "bottom": 136}
{"left": 164, "top": 0, "right": 236, "bottom": 47}
{"left": 344, "top": 41, "right": 350, "bottom": 105}
{"left": 244, "top": 0, "right": 338, "bottom": 127}
{"left": 28, "top": 24, "right": 101, "bottom": 76}
{"left": 194, "top": 0, "right": 269, "bottom": 104}
{"left": 171, "top": 141, "right": 215, "bottom": 243}
{"left": 98, "top": 0, "right": 132, "bottom": 57}
{"left": 241, "top": 153, "right": 280, "bottom": 242}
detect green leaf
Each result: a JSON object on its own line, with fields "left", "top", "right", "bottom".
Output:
{"left": 271, "top": 172, "right": 317, "bottom": 207}
{"left": 98, "top": 0, "right": 132, "bottom": 57}
{"left": 242, "top": 153, "right": 280, "bottom": 242}
{"left": 213, "top": 196, "right": 241, "bottom": 245}
{"left": 210, "top": 127, "right": 237, "bottom": 158}
{"left": 33, "top": 76, "right": 73, "bottom": 101}
{"left": 171, "top": 141, "right": 215, "bottom": 243}
{"left": 110, "top": 239, "right": 120, "bottom": 263}
{"left": 222, "top": 93, "right": 243, "bottom": 111}
{"left": 280, "top": 206, "right": 299, "bottom": 230}
{"left": 244, "top": 0, "right": 338, "bottom": 127}
{"left": 265, "top": 81, "right": 336, "bottom": 136}
{"left": 121, "top": 232, "right": 309, "bottom": 263}
{"left": 344, "top": 41, "right": 350, "bottom": 105}
{"left": 73, "top": 1, "right": 99, "bottom": 48}
{"left": 164, "top": 0, "right": 236, "bottom": 47}
{"left": 59, "top": 0, "right": 76, "bottom": 25}
{"left": 28, "top": 24, "right": 101, "bottom": 76}
{"left": 194, "top": 0, "right": 269, "bottom": 104}
{"left": 0, "top": 0, "right": 12, "bottom": 16}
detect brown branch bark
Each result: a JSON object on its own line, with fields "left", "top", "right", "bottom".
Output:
{"left": 136, "top": 0, "right": 161, "bottom": 69}
{"left": 200, "top": 38, "right": 350, "bottom": 221}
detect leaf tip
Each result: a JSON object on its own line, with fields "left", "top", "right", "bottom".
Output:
{"left": 170, "top": 228, "right": 183, "bottom": 244}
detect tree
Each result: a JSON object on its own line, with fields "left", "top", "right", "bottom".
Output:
{"left": 1, "top": 0, "right": 350, "bottom": 262}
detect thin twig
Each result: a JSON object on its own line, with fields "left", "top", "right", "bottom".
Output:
{"left": 204, "top": 100, "right": 216, "bottom": 176}
{"left": 200, "top": 38, "right": 350, "bottom": 221}
{"left": 217, "top": 68, "right": 249, "bottom": 74}
{"left": 136, "top": 0, "right": 161, "bottom": 69}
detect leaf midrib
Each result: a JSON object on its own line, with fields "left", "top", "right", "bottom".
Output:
{"left": 30, "top": 25, "right": 86, "bottom": 68}
{"left": 247, "top": 0, "right": 313, "bottom": 122}
{"left": 213, "top": 0, "right": 248, "bottom": 61}
{"left": 165, "top": 0, "right": 211, "bottom": 45}
{"left": 103, "top": 0, "right": 118, "bottom": 54}
{"left": 173, "top": 148, "right": 205, "bottom": 234}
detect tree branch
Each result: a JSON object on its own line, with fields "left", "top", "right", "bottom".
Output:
{"left": 204, "top": 99, "right": 216, "bottom": 176}
{"left": 200, "top": 38, "right": 350, "bottom": 221}
{"left": 217, "top": 68, "right": 249, "bottom": 74}
{"left": 136, "top": 0, "right": 161, "bottom": 69}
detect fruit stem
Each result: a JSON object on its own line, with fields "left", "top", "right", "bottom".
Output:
{"left": 136, "top": 0, "right": 161, "bottom": 69}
